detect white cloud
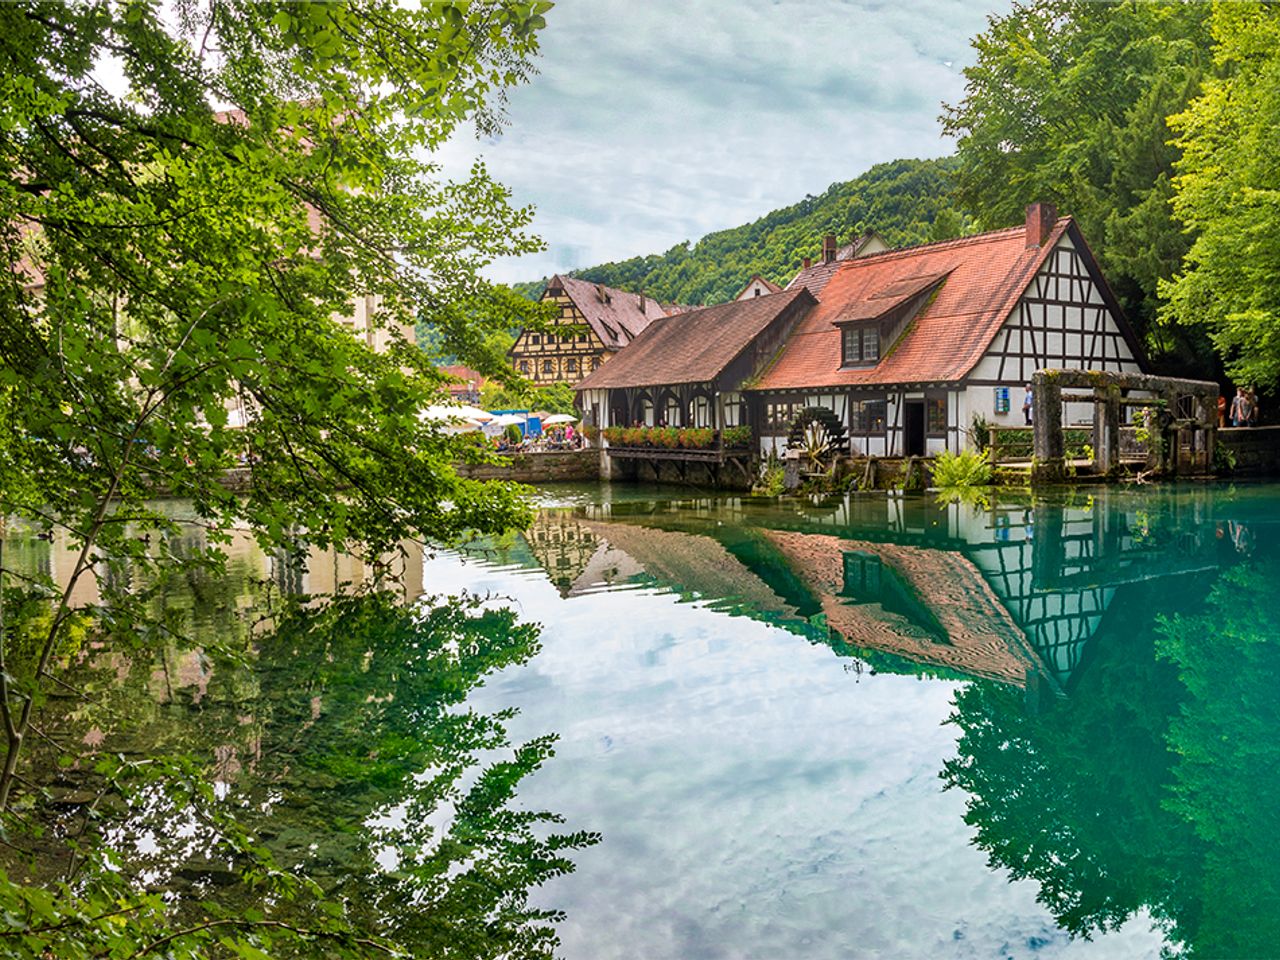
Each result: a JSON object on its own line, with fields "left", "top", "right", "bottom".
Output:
{"left": 433, "top": 0, "right": 1012, "bottom": 283}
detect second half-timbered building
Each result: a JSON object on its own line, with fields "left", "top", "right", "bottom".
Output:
{"left": 510, "top": 274, "right": 670, "bottom": 385}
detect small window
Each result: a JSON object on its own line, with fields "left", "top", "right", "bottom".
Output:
{"left": 519, "top": 360, "right": 529, "bottom": 373}
{"left": 841, "top": 325, "right": 879, "bottom": 366}
{"left": 926, "top": 396, "right": 947, "bottom": 435}
{"left": 531, "top": 333, "right": 541, "bottom": 345}
{"left": 543, "top": 359, "right": 553, "bottom": 373}
{"left": 566, "top": 358, "right": 577, "bottom": 373}
{"left": 851, "top": 398, "right": 887, "bottom": 435}
{"left": 577, "top": 332, "right": 587, "bottom": 343}
{"left": 592, "top": 357, "right": 602, "bottom": 370}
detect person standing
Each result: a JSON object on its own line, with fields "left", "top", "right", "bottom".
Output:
{"left": 1217, "top": 393, "right": 1227, "bottom": 429}
{"left": 1022, "top": 383, "right": 1033, "bottom": 426}
{"left": 1248, "top": 388, "right": 1260, "bottom": 427}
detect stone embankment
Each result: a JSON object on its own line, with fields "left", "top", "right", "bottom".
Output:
{"left": 453, "top": 449, "right": 599, "bottom": 483}
{"left": 1219, "top": 426, "right": 1280, "bottom": 475}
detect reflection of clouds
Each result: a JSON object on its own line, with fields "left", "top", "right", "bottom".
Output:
{"left": 424, "top": 551, "right": 1165, "bottom": 959}
{"left": 434, "top": 0, "right": 1012, "bottom": 284}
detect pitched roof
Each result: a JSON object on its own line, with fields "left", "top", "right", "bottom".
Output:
{"left": 548, "top": 274, "right": 669, "bottom": 350}
{"left": 784, "top": 232, "right": 887, "bottom": 297}
{"left": 734, "top": 274, "right": 782, "bottom": 299}
{"left": 575, "top": 286, "right": 815, "bottom": 390}
{"left": 758, "top": 219, "right": 1073, "bottom": 390}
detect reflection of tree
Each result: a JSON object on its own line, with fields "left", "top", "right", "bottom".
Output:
{"left": 944, "top": 556, "right": 1280, "bottom": 958}
{"left": 1157, "top": 555, "right": 1280, "bottom": 956}
{"left": 10, "top": 592, "right": 598, "bottom": 958}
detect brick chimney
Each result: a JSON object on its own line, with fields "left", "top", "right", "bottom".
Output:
{"left": 802, "top": 256, "right": 811, "bottom": 271}
{"left": 1026, "top": 201, "right": 1057, "bottom": 247}
{"left": 638, "top": 291, "right": 646, "bottom": 312}
{"left": 822, "top": 234, "right": 837, "bottom": 264}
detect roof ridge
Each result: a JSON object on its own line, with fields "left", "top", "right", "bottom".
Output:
{"left": 843, "top": 217, "right": 1071, "bottom": 266}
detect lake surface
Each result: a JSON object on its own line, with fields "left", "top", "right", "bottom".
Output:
{"left": 8, "top": 482, "right": 1280, "bottom": 958}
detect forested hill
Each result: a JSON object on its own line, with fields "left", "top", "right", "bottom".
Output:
{"left": 512, "top": 157, "right": 971, "bottom": 306}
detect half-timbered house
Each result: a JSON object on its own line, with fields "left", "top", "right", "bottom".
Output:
{"left": 510, "top": 274, "right": 669, "bottom": 385}
{"left": 575, "top": 286, "right": 816, "bottom": 432}
{"left": 750, "top": 204, "right": 1146, "bottom": 457}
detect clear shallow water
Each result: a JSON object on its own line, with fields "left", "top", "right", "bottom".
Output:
{"left": 437, "top": 482, "right": 1280, "bottom": 959}
{"left": 8, "top": 482, "right": 1280, "bottom": 958}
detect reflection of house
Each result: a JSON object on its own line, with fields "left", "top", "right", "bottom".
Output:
{"left": 763, "top": 530, "right": 1039, "bottom": 685}
{"left": 577, "top": 520, "right": 796, "bottom": 619}
{"left": 510, "top": 275, "right": 669, "bottom": 385}
{"left": 523, "top": 513, "right": 641, "bottom": 597}
{"left": 579, "top": 206, "right": 1146, "bottom": 462}
{"left": 565, "top": 485, "right": 1229, "bottom": 691}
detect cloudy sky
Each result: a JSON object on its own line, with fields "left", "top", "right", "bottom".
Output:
{"left": 434, "top": 0, "right": 1011, "bottom": 284}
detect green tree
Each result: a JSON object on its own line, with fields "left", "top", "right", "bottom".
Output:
{"left": 941, "top": 1, "right": 1214, "bottom": 373}
{"left": 515, "top": 158, "right": 970, "bottom": 307}
{"left": 0, "top": 0, "right": 564, "bottom": 953}
{"left": 1161, "top": 2, "right": 1280, "bottom": 390}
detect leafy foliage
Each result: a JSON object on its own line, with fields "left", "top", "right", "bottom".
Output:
{"left": 513, "top": 158, "right": 973, "bottom": 306}
{"left": 0, "top": 590, "right": 598, "bottom": 959}
{"left": 1161, "top": 2, "right": 1280, "bottom": 389}
{"left": 481, "top": 379, "right": 578, "bottom": 416}
{"left": 0, "top": 2, "right": 565, "bottom": 955}
{"left": 930, "top": 448, "right": 993, "bottom": 487}
{"left": 941, "top": 1, "right": 1216, "bottom": 375}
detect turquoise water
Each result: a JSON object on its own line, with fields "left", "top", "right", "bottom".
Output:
{"left": 7, "top": 482, "right": 1279, "bottom": 958}
{"left": 434, "top": 483, "right": 1280, "bottom": 959}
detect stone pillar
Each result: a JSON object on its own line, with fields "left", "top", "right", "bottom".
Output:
{"left": 1031, "top": 372, "right": 1064, "bottom": 481}
{"left": 1094, "top": 385, "right": 1121, "bottom": 475}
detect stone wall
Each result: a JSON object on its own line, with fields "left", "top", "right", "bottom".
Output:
{"left": 454, "top": 449, "right": 600, "bottom": 483}
{"left": 1220, "top": 426, "right": 1280, "bottom": 475}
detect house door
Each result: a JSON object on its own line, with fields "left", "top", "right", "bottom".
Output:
{"left": 904, "top": 400, "right": 926, "bottom": 457}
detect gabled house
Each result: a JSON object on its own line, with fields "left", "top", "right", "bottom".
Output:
{"left": 734, "top": 274, "right": 781, "bottom": 300}
{"left": 510, "top": 274, "right": 669, "bottom": 385}
{"left": 575, "top": 286, "right": 816, "bottom": 433}
{"left": 751, "top": 204, "right": 1146, "bottom": 456}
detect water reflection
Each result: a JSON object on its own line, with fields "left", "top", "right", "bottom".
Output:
{"left": 464, "top": 485, "right": 1274, "bottom": 957}
{"left": 1, "top": 515, "right": 596, "bottom": 955}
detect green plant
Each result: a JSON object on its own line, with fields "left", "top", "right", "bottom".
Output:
{"left": 969, "top": 413, "right": 993, "bottom": 453}
{"left": 722, "top": 425, "right": 753, "bottom": 448}
{"left": 504, "top": 423, "right": 523, "bottom": 444}
{"left": 753, "top": 453, "right": 787, "bottom": 496}
{"left": 1215, "top": 443, "right": 1237, "bottom": 474}
{"left": 931, "top": 448, "right": 994, "bottom": 487}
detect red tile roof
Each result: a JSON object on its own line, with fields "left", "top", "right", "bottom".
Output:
{"left": 760, "top": 220, "right": 1071, "bottom": 390}
{"left": 549, "top": 274, "right": 669, "bottom": 350}
{"left": 575, "top": 287, "right": 815, "bottom": 390}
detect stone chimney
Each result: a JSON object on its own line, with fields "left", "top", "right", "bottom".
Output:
{"left": 1026, "top": 201, "right": 1057, "bottom": 248}
{"left": 822, "top": 234, "right": 837, "bottom": 264}
{"left": 802, "top": 256, "right": 812, "bottom": 271}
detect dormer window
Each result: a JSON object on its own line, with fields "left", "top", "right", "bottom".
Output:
{"left": 841, "top": 324, "right": 879, "bottom": 367}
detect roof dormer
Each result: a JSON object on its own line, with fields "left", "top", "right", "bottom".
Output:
{"left": 833, "top": 271, "right": 949, "bottom": 369}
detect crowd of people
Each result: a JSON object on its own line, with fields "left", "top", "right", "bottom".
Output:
{"left": 494, "top": 423, "right": 584, "bottom": 453}
{"left": 1221, "top": 387, "right": 1261, "bottom": 428}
